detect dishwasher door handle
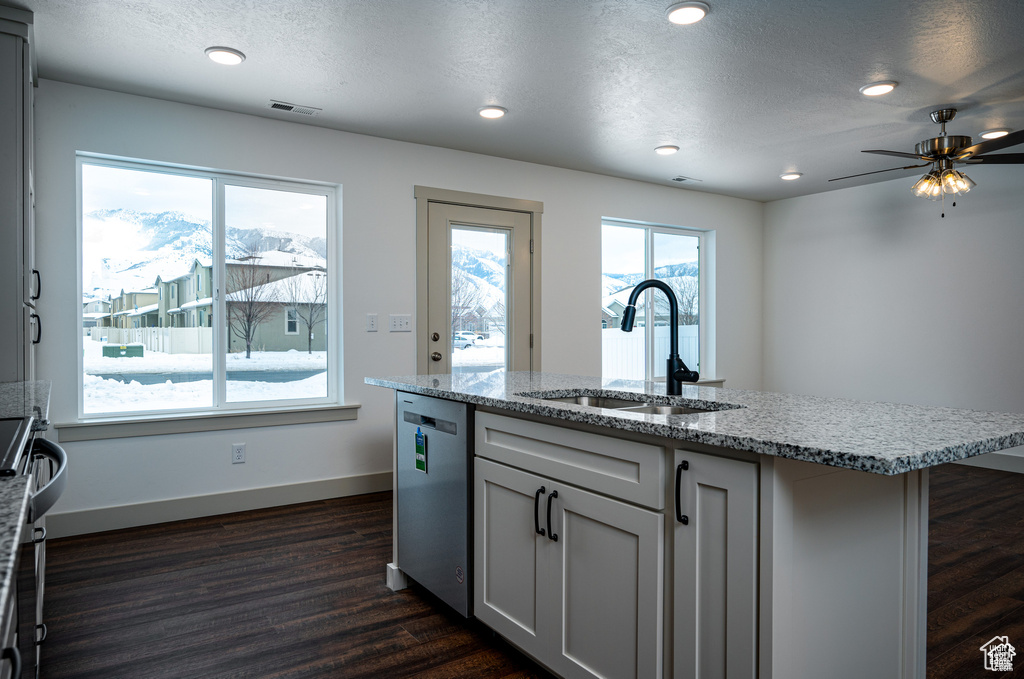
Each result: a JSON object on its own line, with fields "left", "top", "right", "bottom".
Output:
{"left": 402, "top": 411, "right": 458, "bottom": 435}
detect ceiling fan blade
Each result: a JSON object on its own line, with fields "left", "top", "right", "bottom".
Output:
{"left": 828, "top": 163, "right": 930, "bottom": 182}
{"left": 963, "top": 153, "right": 1024, "bottom": 165}
{"left": 956, "top": 129, "right": 1024, "bottom": 159}
{"left": 862, "top": 149, "right": 929, "bottom": 160}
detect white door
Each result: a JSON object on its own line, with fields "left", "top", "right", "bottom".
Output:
{"left": 425, "top": 202, "right": 532, "bottom": 374}
{"left": 673, "top": 450, "right": 759, "bottom": 679}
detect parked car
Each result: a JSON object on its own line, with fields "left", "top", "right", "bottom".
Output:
{"left": 456, "top": 330, "right": 486, "bottom": 341}
{"left": 452, "top": 334, "right": 474, "bottom": 349}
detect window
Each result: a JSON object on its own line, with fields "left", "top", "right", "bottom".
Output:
{"left": 601, "top": 220, "right": 707, "bottom": 382}
{"left": 79, "top": 156, "right": 336, "bottom": 416}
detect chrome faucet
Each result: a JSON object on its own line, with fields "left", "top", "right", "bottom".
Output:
{"left": 620, "top": 279, "right": 699, "bottom": 395}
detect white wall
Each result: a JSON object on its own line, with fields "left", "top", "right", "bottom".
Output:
{"left": 35, "top": 80, "right": 764, "bottom": 532}
{"left": 763, "top": 165, "right": 1024, "bottom": 469}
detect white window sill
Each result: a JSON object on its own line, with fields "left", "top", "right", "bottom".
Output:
{"left": 55, "top": 403, "right": 360, "bottom": 442}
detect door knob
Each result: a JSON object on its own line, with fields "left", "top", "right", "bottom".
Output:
{"left": 430, "top": 352, "right": 442, "bottom": 361}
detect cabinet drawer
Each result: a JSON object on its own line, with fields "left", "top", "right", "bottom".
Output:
{"left": 475, "top": 412, "right": 665, "bottom": 509}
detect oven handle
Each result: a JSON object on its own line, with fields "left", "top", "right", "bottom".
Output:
{"left": 28, "top": 438, "right": 68, "bottom": 524}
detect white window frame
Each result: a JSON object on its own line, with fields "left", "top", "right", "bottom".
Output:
{"left": 284, "top": 307, "right": 300, "bottom": 335}
{"left": 76, "top": 153, "right": 342, "bottom": 420}
{"left": 601, "top": 218, "right": 715, "bottom": 382}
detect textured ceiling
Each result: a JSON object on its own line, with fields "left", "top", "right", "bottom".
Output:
{"left": 10, "top": 0, "right": 1024, "bottom": 201}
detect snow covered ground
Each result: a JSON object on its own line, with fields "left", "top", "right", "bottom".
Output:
{"left": 82, "top": 339, "right": 327, "bottom": 413}
{"left": 451, "top": 334, "right": 506, "bottom": 369}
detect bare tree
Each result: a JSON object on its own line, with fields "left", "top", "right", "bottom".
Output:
{"left": 227, "top": 244, "right": 275, "bottom": 358}
{"left": 666, "top": 277, "right": 699, "bottom": 325}
{"left": 450, "top": 265, "right": 483, "bottom": 335}
{"left": 284, "top": 270, "right": 328, "bottom": 354}
{"left": 489, "top": 298, "right": 507, "bottom": 337}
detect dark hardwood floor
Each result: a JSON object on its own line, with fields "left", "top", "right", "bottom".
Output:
{"left": 41, "top": 463, "right": 1024, "bottom": 678}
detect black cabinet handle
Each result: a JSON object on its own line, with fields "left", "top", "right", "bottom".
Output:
{"left": 31, "top": 313, "right": 40, "bottom": 344}
{"left": 534, "top": 486, "right": 546, "bottom": 536}
{"left": 675, "top": 461, "right": 689, "bottom": 525}
{"left": 546, "top": 490, "right": 559, "bottom": 541}
{"left": 33, "top": 526, "right": 46, "bottom": 543}
{"left": 2, "top": 647, "right": 21, "bottom": 678}
{"left": 35, "top": 623, "right": 47, "bottom": 645}
{"left": 32, "top": 269, "right": 40, "bottom": 300}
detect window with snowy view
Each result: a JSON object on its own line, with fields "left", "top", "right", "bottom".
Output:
{"left": 80, "top": 158, "right": 333, "bottom": 416}
{"left": 602, "top": 221, "right": 702, "bottom": 382}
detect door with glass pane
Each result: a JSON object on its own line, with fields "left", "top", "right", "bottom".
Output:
{"left": 425, "top": 203, "right": 531, "bottom": 375}
{"left": 602, "top": 222, "right": 700, "bottom": 382}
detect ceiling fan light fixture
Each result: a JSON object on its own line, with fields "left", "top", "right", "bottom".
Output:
{"left": 478, "top": 106, "right": 507, "bottom": 119}
{"left": 979, "top": 128, "right": 1011, "bottom": 140}
{"left": 205, "top": 46, "right": 245, "bottom": 66}
{"left": 779, "top": 172, "right": 803, "bottom": 181}
{"left": 859, "top": 81, "right": 897, "bottom": 97}
{"left": 666, "top": 1, "right": 710, "bottom": 25}
{"left": 940, "top": 168, "right": 975, "bottom": 195}
{"left": 655, "top": 145, "right": 680, "bottom": 155}
{"left": 911, "top": 170, "right": 942, "bottom": 199}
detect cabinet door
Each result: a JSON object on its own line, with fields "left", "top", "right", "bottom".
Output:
{"left": 549, "top": 482, "right": 664, "bottom": 679}
{"left": 474, "top": 458, "right": 556, "bottom": 659}
{"left": 673, "top": 450, "right": 758, "bottom": 679}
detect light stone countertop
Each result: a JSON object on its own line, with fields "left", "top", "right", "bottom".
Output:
{"left": 365, "top": 371, "right": 1024, "bottom": 476}
{"left": 0, "top": 380, "right": 51, "bottom": 629}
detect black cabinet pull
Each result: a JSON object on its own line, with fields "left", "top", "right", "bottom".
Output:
{"left": 31, "top": 313, "right": 40, "bottom": 344}
{"left": 675, "top": 461, "right": 689, "bottom": 525}
{"left": 2, "top": 647, "right": 20, "bottom": 678}
{"left": 546, "top": 490, "right": 559, "bottom": 541}
{"left": 35, "top": 623, "right": 47, "bottom": 645}
{"left": 534, "top": 486, "right": 546, "bottom": 536}
{"left": 32, "top": 269, "right": 40, "bottom": 300}
{"left": 33, "top": 526, "right": 46, "bottom": 543}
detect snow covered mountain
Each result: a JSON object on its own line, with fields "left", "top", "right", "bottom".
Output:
{"left": 602, "top": 262, "right": 698, "bottom": 297}
{"left": 82, "top": 210, "right": 328, "bottom": 300}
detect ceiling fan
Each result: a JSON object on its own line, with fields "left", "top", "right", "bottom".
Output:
{"left": 829, "top": 108, "right": 1024, "bottom": 213}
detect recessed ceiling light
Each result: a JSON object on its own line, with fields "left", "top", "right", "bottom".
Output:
{"left": 780, "top": 172, "right": 803, "bottom": 181}
{"left": 979, "top": 128, "right": 1011, "bottom": 139}
{"left": 205, "top": 46, "right": 245, "bottom": 66}
{"left": 655, "top": 145, "right": 680, "bottom": 155}
{"left": 859, "top": 81, "right": 897, "bottom": 96}
{"left": 666, "top": 1, "right": 710, "bottom": 25}
{"left": 478, "top": 106, "right": 507, "bottom": 119}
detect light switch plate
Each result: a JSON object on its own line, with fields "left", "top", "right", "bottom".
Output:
{"left": 367, "top": 313, "right": 378, "bottom": 332}
{"left": 389, "top": 314, "right": 412, "bottom": 332}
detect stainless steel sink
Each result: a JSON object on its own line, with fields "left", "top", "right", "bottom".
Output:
{"left": 616, "top": 404, "right": 709, "bottom": 415}
{"left": 542, "top": 395, "right": 646, "bottom": 409}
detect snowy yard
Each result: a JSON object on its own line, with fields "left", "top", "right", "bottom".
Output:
{"left": 82, "top": 340, "right": 327, "bottom": 413}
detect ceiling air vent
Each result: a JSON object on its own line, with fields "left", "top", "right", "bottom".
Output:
{"left": 671, "top": 175, "right": 703, "bottom": 183}
{"left": 267, "top": 100, "right": 322, "bottom": 117}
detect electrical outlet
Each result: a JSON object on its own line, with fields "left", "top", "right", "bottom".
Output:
{"left": 367, "top": 313, "right": 378, "bottom": 332}
{"left": 231, "top": 443, "right": 246, "bottom": 464}
{"left": 389, "top": 314, "right": 412, "bottom": 332}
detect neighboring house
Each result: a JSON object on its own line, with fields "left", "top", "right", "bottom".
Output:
{"left": 82, "top": 297, "right": 111, "bottom": 328}
{"left": 156, "top": 259, "right": 213, "bottom": 329}
{"left": 110, "top": 288, "right": 159, "bottom": 328}
{"left": 225, "top": 269, "right": 327, "bottom": 354}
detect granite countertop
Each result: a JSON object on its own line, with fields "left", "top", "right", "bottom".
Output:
{"left": 0, "top": 380, "right": 51, "bottom": 628}
{"left": 365, "top": 371, "right": 1024, "bottom": 476}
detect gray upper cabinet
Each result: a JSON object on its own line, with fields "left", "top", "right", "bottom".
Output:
{"left": 0, "top": 7, "right": 35, "bottom": 383}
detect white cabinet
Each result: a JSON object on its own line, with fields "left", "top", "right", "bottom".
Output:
{"left": 672, "top": 449, "right": 758, "bottom": 679}
{"left": 475, "top": 457, "right": 664, "bottom": 679}
{"left": 0, "top": 7, "right": 35, "bottom": 382}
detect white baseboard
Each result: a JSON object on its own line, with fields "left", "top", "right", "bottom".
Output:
{"left": 386, "top": 562, "right": 408, "bottom": 591}
{"left": 954, "top": 449, "right": 1024, "bottom": 474}
{"left": 46, "top": 471, "right": 393, "bottom": 539}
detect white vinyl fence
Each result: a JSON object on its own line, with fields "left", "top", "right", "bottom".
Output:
{"left": 602, "top": 325, "right": 698, "bottom": 380}
{"left": 90, "top": 327, "right": 213, "bottom": 354}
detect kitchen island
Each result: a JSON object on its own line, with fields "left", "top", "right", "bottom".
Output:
{"left": 367, "top": 372, "right": 1024, "bottom": 679}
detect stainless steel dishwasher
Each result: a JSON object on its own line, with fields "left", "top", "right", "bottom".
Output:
{"left": 396, "top": 391, "right": 473, "bottom": 617}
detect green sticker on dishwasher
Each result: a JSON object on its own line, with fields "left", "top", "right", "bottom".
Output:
{"left": 415, "top": 427, "right": 427, "bottom": 472}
